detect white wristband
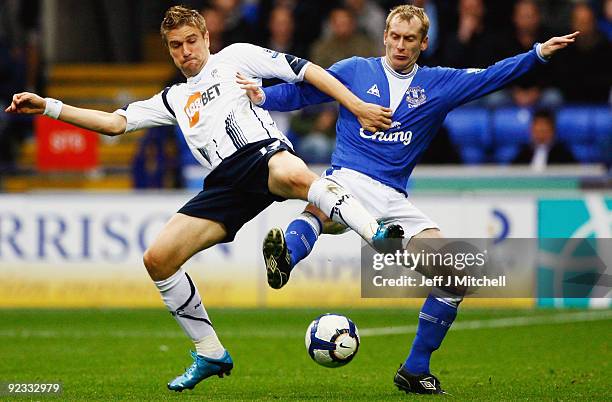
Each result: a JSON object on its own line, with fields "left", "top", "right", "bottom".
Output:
{"left": 534, "top": 43, "right": 549, "bottom": 63}
{"left": 43, "top": 98, "right": 63, "bottom": 119}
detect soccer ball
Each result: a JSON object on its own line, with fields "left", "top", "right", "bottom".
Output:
{"left": 305, "top": 313, "right": 360, "bottom": 367}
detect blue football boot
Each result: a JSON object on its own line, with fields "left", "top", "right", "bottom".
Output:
{"left": 371, "top": 222, "right": 404, "bottom": 253}
{"left": 167, "top": 350, "right": 233, "bottom": 392}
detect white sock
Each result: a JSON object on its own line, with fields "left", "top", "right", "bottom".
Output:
{"left": 299, "top": 211, "right": 323, "bottom": 236}
{"left": 194, "top": 333, "right": 225, "bottom": 359}
{"left": 307, "top": 177, "right": 378, "bottom": 242}
{"left": 154, "top": 268, "right": 225, "bottom": 357}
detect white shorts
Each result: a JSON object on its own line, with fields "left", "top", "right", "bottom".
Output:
{"left": 324, "top": 167, "right": 439, "bottom": 239}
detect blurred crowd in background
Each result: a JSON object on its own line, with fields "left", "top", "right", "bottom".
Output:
{"left": 0, "top": 0, "right": 610, "bottom": 188}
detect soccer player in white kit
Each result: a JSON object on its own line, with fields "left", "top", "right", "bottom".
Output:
{"left": 5, "top": 6, "right": 399, "bottom": 392}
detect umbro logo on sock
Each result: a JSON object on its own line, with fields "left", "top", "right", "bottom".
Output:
{"left": 367, "top": 84, "right": 380, "bottom": 97}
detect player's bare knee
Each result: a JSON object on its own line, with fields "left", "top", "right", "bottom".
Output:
{"left": 272, "top": 167, "right": 315, "bottom": 198}
{"left": 287, "top": 169, "right": 315, "bottom": 192}
{"left": 143, "top": 247, "right": 172, "bottom": 279}
{"left": 142, "top": 248, "right": 157, "bottom": 272}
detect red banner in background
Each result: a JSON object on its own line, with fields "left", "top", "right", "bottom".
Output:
{"left": 35, "top": 116, "right": 98, "bottom": 171}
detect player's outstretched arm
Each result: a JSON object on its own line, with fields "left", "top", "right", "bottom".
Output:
{"left": 5, "top": 92, "right": 126, "bottom": 136}
{"left": 442, "top": 31, "right": 580, "bottom": 110}
{"left": 303, "top": 64, "right": 392, "bottom": 133}
{"left": 237, "top": 72, "right": 322, "bottom": 111}
{"left": 539, "top": 31, "right": 580, "bottom": 59}
{"left": 238, "top": 66, "right": 393, "bottom": 132}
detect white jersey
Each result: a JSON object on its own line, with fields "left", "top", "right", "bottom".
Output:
{"left": 115, "top": 43, "right": 309, "bottom": 176}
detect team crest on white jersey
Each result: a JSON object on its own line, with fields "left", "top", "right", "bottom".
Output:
{"left": 405, "top": 86, "right": 427, "bottom": 108}
{"left": 367, "top": 84, "right": 380, "bottom": 97}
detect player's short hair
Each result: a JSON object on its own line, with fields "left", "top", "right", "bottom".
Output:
{"left": 385, "top": 5, "right": 429, "bottom": 40}
{"left": 160, "top": 5, "right": 207, "bottom": 47}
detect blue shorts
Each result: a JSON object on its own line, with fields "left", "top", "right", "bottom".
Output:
{"left": 178, "top": 138, "right": 293, "bottom": 243}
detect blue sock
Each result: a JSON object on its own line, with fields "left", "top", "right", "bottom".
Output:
{"left": 285, "top": 212, "right": 322, "bottom": 268}
{"left": 404, "top": 293, "right": 459, "bottom": 374}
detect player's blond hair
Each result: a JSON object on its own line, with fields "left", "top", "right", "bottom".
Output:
{"left": 385, "top": 5, "right": 429, "bottom": 40}
{"left": 160, "top": 5, "right": 208, "bottom": 46}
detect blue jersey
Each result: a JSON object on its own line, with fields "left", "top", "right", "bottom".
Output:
{"left": 261, "top": 45, "right": 547, "bottom": 193}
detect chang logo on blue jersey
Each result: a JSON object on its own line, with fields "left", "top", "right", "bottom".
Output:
{"left": 359, "top": 121, "right": 413, "bottom": 145}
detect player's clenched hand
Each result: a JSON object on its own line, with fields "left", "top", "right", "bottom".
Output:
{"left": 4, "top": 92, "right": 46, "bottom": 114}
{"left": 540, "top": 31, "right": 580, "bottom": 58}
{"left": 354, "top": 102, "right": 392, "bottom": 133}
{"left": 236, "top": 73, "right": 265, "bottom": 105}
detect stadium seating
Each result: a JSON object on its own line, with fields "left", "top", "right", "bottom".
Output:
{"left": 556, "top": 106, "right": 608, "bottom": 163}
{"left": 47, "top": 63, "right": 174, "bottom": 111}
{"left": 443, "top": 107, "right": 491, "bottom": 164}
{"left": 592, "top": 106, "right": 612, "bottom": 166}
{"left": 443, "top": 105, "right": 610, "bottom": 165}
{"left": 3, "top": 63, "right": 175, "bottom": 192}
{"left": 492, "top": 107, "right": 532, "bottom": 164}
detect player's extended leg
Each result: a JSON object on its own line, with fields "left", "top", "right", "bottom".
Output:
{"left": 394, "top": 228, "right": 462, "bottom": 395}
{"left": 267, "top": 151, "right": 396, "bottom": 245}
{"left": 143, "top": 213, "right": 233, "bottom": 391}
{"left": 286, "top": 204, "right": 344, "bottom": 267}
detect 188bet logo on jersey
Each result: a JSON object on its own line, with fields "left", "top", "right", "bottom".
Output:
{"left": 184, "top": 84, "right": 222, "bottom": 127}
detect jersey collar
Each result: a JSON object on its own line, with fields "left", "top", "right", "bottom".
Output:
{"left": 187, "top": 54, "right": 216, "bottom": 86}
{"left": 381, "top": 57, "right": 418, "bottom": 79}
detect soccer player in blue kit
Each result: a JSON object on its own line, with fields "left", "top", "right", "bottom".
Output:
{"left": 238, "top": 4, "right": 578, "bottom": 394}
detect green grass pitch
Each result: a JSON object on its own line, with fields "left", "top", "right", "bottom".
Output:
{"left": 1, "top": 308, "right": 609, "bottom": 400}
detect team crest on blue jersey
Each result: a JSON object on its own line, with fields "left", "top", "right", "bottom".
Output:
{"left": 405, "top": 86, "right": 427, "bottom": 108}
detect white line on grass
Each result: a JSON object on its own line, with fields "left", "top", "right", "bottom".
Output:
{"left": 0, "top": 310, "right": 610, "bottom": 339}
{"left": 358, "top": 309, "right": 612, "bottom": 337}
